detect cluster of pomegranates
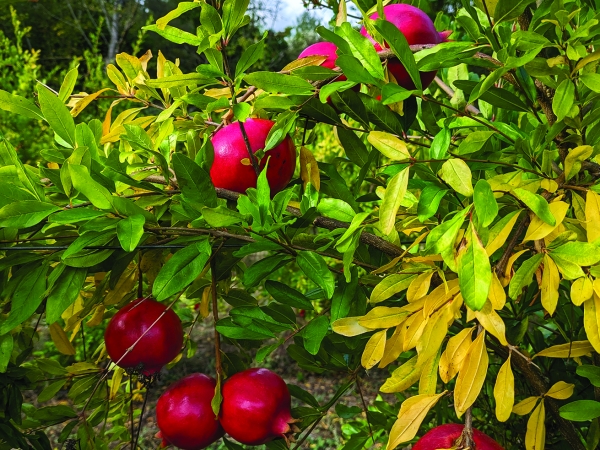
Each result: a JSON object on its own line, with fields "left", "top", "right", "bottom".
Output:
{"left": 105, "top": 298, "right": 294, "bottom": 449}
{"left": 209, "top": 4, "right": 447, "bottom": 197}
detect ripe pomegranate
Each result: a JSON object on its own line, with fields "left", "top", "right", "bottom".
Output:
{"left": 220, "top": 368, "right": 294, "bottom": 445}
{"left": 413, "top": 424, "right": 504, "bottom": 450}
{"left": 104, "top": 297, "right": 183, "bottom": 375}
{"left": 360, "top": 4, "right": 447, "bottom": 90}
{"left": 298, "top": 42, "right": 347, "bottom": 81}
{"left": 209, "top": 119, "right": 296, "bottom": 194}
{"left": 156, "top": 373, "right": 224, "bottom": 450}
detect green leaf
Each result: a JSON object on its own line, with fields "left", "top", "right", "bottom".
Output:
{"left": 296, "top": 251, "right": 335, "bottom": 299}
{"left": 46, "top": 267, "right": 87, "bottom": 324}
{"left": 552, "top": 79, "right": 575, "bottom": 122}
{"left": 0, "top": 201, "right": 60, "bottom": 229}
{"left": 559, "top": 400, "right": 600, "bottom": 422}
{"left": 146, "top": 73, "right": 216, "bottom": 88}
{"left": 508, "top": 253, "right": 543, "bottom": 299}
{"left": 576, "top": 365, "right": 600, "bottom": 388}
{"left": 37, "top": 84, "right": 76, "bottom": 147}
{"left": 116, "top": 214, "right": 145, "bottom": 252}
{"left": 336, "top": 54, "right": 382, "bottom": 86}
{"left": 425, "top": 208, "right": 470, "bottom": 254}
{"left": 0, "top": 89, "right": 44, "bottom": 120}
{"left": 317, "top": 198, "right": 355, "bottom": 223}
{"left": 58, "top": 66, "right": 79, "bottom": 103}
{"left": 336, "top": 22, "right": 385, "bottom": 81}
{"left": 494, "top": 0, "right": 536, "bottom": 24}
{"left": 337, "top": 128, "right": 369, "bottom": 167}
{"left": 331, "top": 269, "right": 359, "bottom": 321}
{"left": 380, "top": 166, "right": 410, "bottom": 235}
{"left": 373, "top": 19, "right": 421, "bottom": 90}
{"left": 0, "top": 334, "right": 13, "bottom": 373}
{"left": 152, "top": 241, "right": 212, "bottom": 301}
{"left": 216, "top": 317, "right": 273, "bottom": 340}
{"left": 418, "top": 185, "right": 447, "bottom": 222}
{"left": 455, "top": 131, "right": 496, "bottom": 155}
{"left": 156, "top": 2, "right": 200, "bottom": 29}
{"left": 243, "top": 255, "right": 291, "bottom": 287}
{"left": 235, "top": 38, "right": 265, "bottom": 78}
{"left": 580, "top": 74, "right": 600, "bottom": 93}
{"left": 439, "top": 159, "right": 474, "bottom": 197}
{"left": 172, "top": 153, "right": 218, "bottom": 209}
{"left": 370, "top": 273, "right": 416, "bottom": 304}
{"left": 303, "top": 315, "right": 330, "bottom": 355}
{"left": 513, "top": 188, "right": 555, "bottom": 225}
{"left": 201, "top": 206, "right": 244, "bottom": 227}
{"left": 144, "top": 24, "right": 203, "bottom": 45}
{"left": 38, "top": 379, "right": 67, "bottom": 403}
{"left": 458, "top": 225, "right": 492, "bottom": 311}
{"left": 222, "top": 0, "right": 250, "bottom": 39}
{"left": 453, "top": 80, "right": 530, "bottom": 112}
{"left": 550, "top": 254, "right": 585, "bottom": 280}
{"left": 474, "top": 179, "right": 498, "bottom": 228}
{"left": 243, "top": 72, "right": 314, "bottom": 95}
{"left": 265, "top": 281, "right": 314, "bottom": 310}
{"left": 430, "top": 128, "right": 451, "bottom": 159}
{"left": 551, "top": 242, "right": 600, "bottom": 267}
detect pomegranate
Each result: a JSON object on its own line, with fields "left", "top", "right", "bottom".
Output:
{"left": 209, "top": 119, "right": 296, "bottom": 194}
{"left": 298, "top": 42, "right": 347, "bottom": 81}
{"left": 156, "top": 373, "right": 224, "bottom": 449}
{"left": 104, "top": 297, "right": 183, "bottom": 375}
{"left": 413, "top": 424, "right": 504, "bottom": 450}
{"left": 360, "top": 4, "right": 446, "bottom": 90}
{"left": 220, "top": 368, "right": 294, "bottom": 445}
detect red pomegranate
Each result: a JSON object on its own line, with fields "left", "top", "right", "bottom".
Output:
{"left": 104, "top": 297, "right": 183, "bottom": 375}
{"left": 360, "top": 4, "right": 446, "bottom": 90}
{"left": 156, "top": 373, "right": 224, "bottom": 450}
{"left": 413, "top": 424, "right": 504, "bottom": 450}
{"left": 298, "top": 42, "right": 347, "bottom": 81}
{"left": 209, "top": 119, "right": 296, "bottom": 194}
{"left": 220, "top": 368, "right": 294, "bottom": 445}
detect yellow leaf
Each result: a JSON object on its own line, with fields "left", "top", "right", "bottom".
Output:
{"left": 379, "top": 325, "right": 404, "bottom": 368}
{"left": 367, "top": 131, "right": 410, "bottom": 161}
{"left": 299, "top": 146, "right": 320, "bottom": 191}
{"left": 86, "top": 305, "right": 105, "bottom": 327}
{"left": 454, "top": 331, "right": 488, "bottom": 417}
{"left": 546, "top": 381, "right": 574, "bottom": 400}
{"left": 488, "top": 271, "right": 506, "bottom": 310}
{"left": 49, "top": 322, "right": 76, "bottom": 356}
{"left": 359, "top": 307, "right": 410, "bottom": 329}
{"left": 406, "top": 271, "right": 434, "bottom": 302}
{"left": 586, "top": 191, "right": 600, "bottom": 243}
{"left": 439, "top": 327, "right": 474, "bottom": 384}
{"left": 362, "top": 330, "right": 387, "bottom": 369}
{"left": 422, "top": 278, "right": 460, "bottom": 317}
{"left": 473, "top": 300, "right": 508, "bottom": 346}
{"left": 379, "top": 167, "right": 410, "bottom": 235}
{"left": 571, "top": 276, "right": 593, "bottom": 306}
{"left": 523, "top": 201, "right": 569, "bottom": 242}
{"left": 564, "top": 145, "right": 593, "bottom": 181}
{"left": 402, "top": 312, "right": 428, "bottom": 352}
{"left": 331, "top": 317, "right": 371, "bottom": 337}
{"left": 540, "top": 178, "right": 558, "bottom": 193}
{"left": 380, "top": 355, "right": 421, "bottom": 393}
{"left": 70, "top": 88, "right": 111, "bottom": 117}
{"left": 533, "top": 340, "right": 594, "bottom": 359}
{"left": 595, "top": 278, "right": 600, "bottom": 298}
{"left": 110, "top": 366, "right": 125, "bottom": 400}
{"left": 282, "top": 55, "right": 328, "bottom": 71}
{"left": 419, "top": 349, "right": 441, "bottom": 395}
{"left": 486, "top": 210, "right": 521, "bottom": 256}
{"left": 104, "top": 266, "right": 137, "bottom": 305}
{"left": 199, "top": 286, "right": 211, "bottom": 319}
{"left": 416, "top": 306, "right": 451, "bottom": 365}
{"left": 541, "top": 255, "right": 560, "bottom": 315}
{"left": 494, "top": 354, "right": 514, "bottom": 422}
{"left": 584, "top": 294, "right": 600, "bottom": 353}
{"left": 370, "top": 273, "right": 417, "bottom": 304}
{"left": 513, "top": 396, "right": 540, "bottom": 415}
{"left": 386, "top": 392, "right": 446, "bottom": 450}
{"left": 525, "top": 400, "right": 546, "bottom": 450}
{"left": 501, "top": 249, "right": 529, "bottom": 286}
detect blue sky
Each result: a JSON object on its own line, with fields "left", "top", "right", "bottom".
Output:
{"left": 266, "top": 0, "right": 333, "bottom": 31}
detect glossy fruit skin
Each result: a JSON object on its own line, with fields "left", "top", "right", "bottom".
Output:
{"left": 104, "top": 298, "right": 183, "bottom": 375}
{"left": 220, "top": 368, "right": 293, "bottom": 445}
{"left": 413, "top": 424, "right": 504, "bottom": 450}
{"left": 156, "top": 373, "right": 224, "bottom": 450}
{"left": 209, "top": 119, "right": 296, "bottom": 195}
{"left": 298, "top": 42, "right": 347, "bottom": 81}
{"left": 360, "top": 4, "right": 444, "bottom": 90}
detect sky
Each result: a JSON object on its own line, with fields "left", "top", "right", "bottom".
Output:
{"left": 266, "top": 0, "right": 333, "bottom": 31}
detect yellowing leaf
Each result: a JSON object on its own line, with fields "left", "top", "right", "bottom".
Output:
{"left": 541, "top": 255, "right": 560, "bottom": 315}
{"left": 486, "top": 210, "right": 521, "bottom": 256}
{"left": 454, "top": 331, "right": 488, "bottom": 417}
{"left": 586, "top": 191, "right": 600, "bottom": 243}
{"left": 386, "top": 391, "right": 446, "bottom": 450}
{"left": 370, "top": 273, "right": 416, "bottom": 304}
{"left": 501, "top": 249, "right": 529, "bottom": 286}
{"left": 199, "top": 286, "right": 211, "bottom": 318}
{"left": 473, "top": 300, "right": 508, "bottom": 345}
{"left": 300, "top": 146, "right": 320, "bottom": 191}
{"left": 70, "top": 88, "right": 111, "bottom": 117}
{"left": 439, "top": 159, "right": 474, "bottom": 197}
{"left": 402, "top": 312, "right": 428, "bottom": 352}
{"left": 379, "top": 167, "right": 410, "bottom": 235}
{"left": 109, "top": 366, "right": 125, "bottom": 400}
{"left": 545, "top": 381, "right": 574, "bottom": 400}
{"left": 423, "top": 278, "right": 460, "bottom": 317}
{"left": 494, "top": 354, "right": 514, "bottom": 422}
{"left": 571, "top": 276, "right": 593, "bottom": 306}
{"left": 362, "top": 330, "right": 387, "bottom": 369}
{"left": 359, "top": 307, "right": 410, "bottom": 329}
{"left": 331, "top": 317, "right": 371, "bottom": 337}
{"left": 564, "top": 145, "right": 593, "bottom": 181}
{"left": 380, "top": 355, "right": 421, "bottom": 393}
{"left": 488, "top": 271, "right": 506, "bottom": 310}
{"left": 416, "top": 306, "right": 451, "bottom": 365}
{"left": 584, "top": 294, "right": 600, "bottom": 353}
{"left": 104, "top": 266, "right": 137, "bottom": 306}
{"left": 86, "top": 305, "right": 105, "bottom": 327}
{"left": 513, "top": 396, "right": 540, "bottom": 415}
{"left": 367, "top": 131, "right": 410, "bottom": 161}
{"left": 533, "top": 341, "right": 594, "bottom": 359}
{"left": 406, "top": 271, "right": 434, "bottom": 302}
{"left": 49, "top": 322, "right": 76, "bottom": 356}
{"left": 525, "top": 400, "right": 546, "bottom": 450}
{"left": 439, "top": 327, "right": 474, "bottom": 384}
{"left": 282, "top": 55, "right": 328, "bottom": 71}
{"left": 523, "top": 201, "right": 569, "bottom": 242}
{"left": 379, "top": 325, "right": 404, "bottom": 368}
{"left": 419, "top": 349, "right": 441, "bottom": 395}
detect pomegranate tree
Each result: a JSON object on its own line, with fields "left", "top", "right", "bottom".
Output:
{"left": 219, "top": 368, "right": 294, "bottom": 445}
{"left": 156, "top": 373, "right": 224, "bottom": 449}
{"left": 209, "top": 118, "right": 296, "bottom": 194}
{"left": 413, "top": 424, "right": 504, "bottom": 450}
{"left": 104, "top": 297, "right": 183, "bottom": 375}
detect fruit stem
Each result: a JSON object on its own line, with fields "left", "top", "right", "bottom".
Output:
{"left": 461, "top": 407, "right": 475, "bottom": 449}
{"left": 133, "top": 384, "right": 151, "bottom": 450}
